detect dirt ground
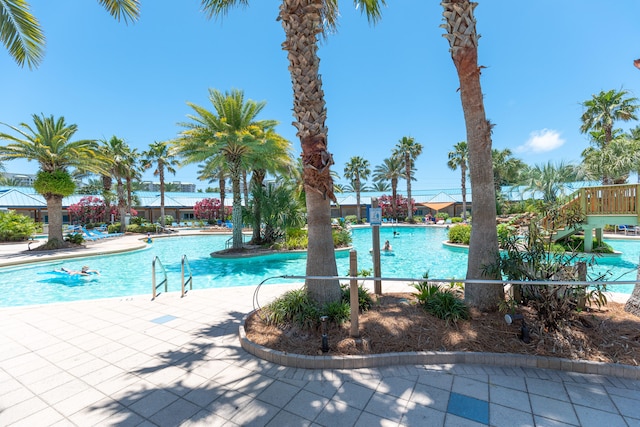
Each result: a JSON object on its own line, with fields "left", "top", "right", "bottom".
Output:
{"left": 245, "top": 293, "right": 640, "bottom": 366}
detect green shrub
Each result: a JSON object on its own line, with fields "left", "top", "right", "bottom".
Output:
{"left": 344, "top": 215, "right": 357, "bottom": 224}
{"left": 412, "top": 282, "right": 441, "bottom": 305}
{"left": 263, "top": 288, "right": 319, "bottom": 328}
{"left": 64, "top": 232, "right": 85, "bottom": 244}
{"left": 0, "top": 210, "right": 38, "bottom": 241}
{"left": 285, "top": 227, "right": 308, "bottom": 249}
{"left": 341, "top": 283, "right": 372, "bottom": 312}
{"left": 332, "top": 228, "right": 352, "bottom": 247}
{"left": 451, "top": 217, "right": 463, "bottom": 223}
{"left": 448, "top": 224, "right": 471, "bottom": 244}
{"left": 496, "top": 223, "right": 517, "bottom": 247}
{"left": 435, "top": 212, "right": 450, "bottom": 220}
{"left": 557, "top": 235, "right": 614, "bottom": 254}
{"left": 322, "top": 301, "right": 350, "bottom": 325}
{"left": 424, "top": 291, "right": 469, "bottom": 324}
{"left": 130, "top": 216, "right": 147, "bottom": 226}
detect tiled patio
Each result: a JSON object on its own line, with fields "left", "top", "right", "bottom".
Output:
{"left": 1, "top": 284, "right": 639, "bottom": 426}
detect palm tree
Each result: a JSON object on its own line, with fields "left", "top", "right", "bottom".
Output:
{"left": 492, "top": 148, "right": 526, "bottom": 193}
{"left": 393, "top": 136, "right": 422, "bottom": 221}
{"left": 343, "top": 156, "right": 371, "bottom": 222}
{"left": 441, "top": 0, "right": 502, "bottom": 311}
{"left": 100, "top": 136, "right": 137, "bottom": 231}
{"left": 141, "top": 141, "right": 179, "bottom": 227}
{"left": 581, "top": 136, "right": 636, "bottom": 185}
{"left": 580, "top": 89, "right": 639, "bottom": 184}
{"left": 119, "top": 146, "right": 140, "bottom": 216}
{"left": 0, "top": 114, "right": 101, "bottom": 247}
{"left": 373, "top": 156, "right": 404, "bottom": 219}
{"left": 447, "top": 141, "right": 468, "bottom": 220}
{"left": 525, "top": 161, "right": 578, "bottom": 203}
{"left": 369, "top": 181, "right": 390, "bottom": 192}
{"left": 198, "top": 159, "right": 228, "bottom": 218}
{"left": 200, "top": 1, "right": 385, "bottom": 304}
{"left": 175, "top": 88, "right": 277, "bottom": 249}
{"left": 1, "top": 0, "right": 139, "bottom": 69}
{"left": 246, "top": 128, "right": 294, "bottom": 244}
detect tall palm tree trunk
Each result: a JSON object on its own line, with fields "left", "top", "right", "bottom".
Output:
{"left": 405, "top": 157, "right": 413, "bottom": 221}
{"left": 126, "top": 176, "right": 133, "bottom": 213}
{"left": 442, "top": 0, "right": 502, "bottom": 311}
{"left": 391, "top": 179, "right": 398, "bottom": 220}
{"left": 280, "top": 0, "right": 340, "bottom": 305}
{"left": 251, "top": 170, "right": 266, "bottom": 244}
{"left": 461, "top": 163, "right": 467, "bottom": 220}
{"left": 45, "top": 194, "right": 64, "bottom": 246}
{"left": 117, "top": 179, "right": 127, "bottom": 232}
{"left": 159, "top": 166, "right": 166, "bottom": 227}
{"left": 219, "top": 170, "right": 226, "bottom": 221}
{"left": 230, "top": 160, "right": 244, "bottom": 249}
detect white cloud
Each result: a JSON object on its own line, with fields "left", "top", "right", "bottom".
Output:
{"left": 515, "top": 129, "right": 565, "bottom": 153}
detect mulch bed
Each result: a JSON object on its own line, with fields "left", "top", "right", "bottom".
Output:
{"left": 245, "top": 293, "right": 640, "bottom": 366}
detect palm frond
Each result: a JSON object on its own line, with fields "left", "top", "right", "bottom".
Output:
{"left": 0, "top": 0, "right": 44, "bottom": 68}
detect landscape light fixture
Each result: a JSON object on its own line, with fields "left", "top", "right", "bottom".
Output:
{"left": 320, "top": 316, "right": 329, "bottom": 353}
{"left": 504, "top": 313, "right": 531, "bottom": 344}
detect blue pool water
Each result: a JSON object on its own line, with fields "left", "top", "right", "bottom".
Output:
{"left": 0, "top": 227, "right": 638, "bottom": 307}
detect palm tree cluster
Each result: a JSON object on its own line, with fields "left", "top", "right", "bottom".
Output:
{"left": 3, "top": 1, "right": 640, "bottom": 312}
{"left": 340, "top": 136, "right": 423, "bottom": 222}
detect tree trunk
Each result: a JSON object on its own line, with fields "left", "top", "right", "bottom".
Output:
{"left": 305, "top": 190, "right": 340, "bottom": 303}
{"left": 45, "top": 194, "right": 64, "bottom": 247}
{"left": 461, "top": 163, "right": 467, "bottom": 220}
{"left": 159, "top": 165, "right": 166, "bottom": 227}
{"left": 117, "top": 179, "right": 126, "bottom": 232}
{"left": 280, "top": 0, "right": 340, "bottom": 305}
{"left": 391, "top": 179, "right": 398, "bottom": 220}
{"left": 624, "top": 256, "right": 640, "bottom": 317}
{"left": 442, "top": 0, "right": 502, "bottom": 311}
{"left": 355, "top": 181, "right": 361, "bottom": 222}
{"left": 250, "top": 170, "right": 265, "bottom": 244}
{"left": 219, "top": 171, "right": 226, "bottom": 221}
{"left": 405, "top": 157, "right": 413, "bottom": 221}
{"left": 230, "top": 160, "right": 243, "bottom": 249}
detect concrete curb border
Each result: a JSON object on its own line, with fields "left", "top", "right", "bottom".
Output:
{"left": 239, "top": 313, "right": 640, "bottom": 380}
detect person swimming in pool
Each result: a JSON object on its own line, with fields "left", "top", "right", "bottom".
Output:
{"left": 61, "top": 266, "right": 100, "bottom": 276}
{"left": 383, "top": 240, "right": 392, "bottom": 251}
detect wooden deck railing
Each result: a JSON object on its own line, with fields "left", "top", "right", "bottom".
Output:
{"left": 581, "top": 184, "right": 639, "bottom": 215}
{"left": 542, "top": 184, "right": 640, "bottom": 232}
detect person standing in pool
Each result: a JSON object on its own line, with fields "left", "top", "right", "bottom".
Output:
{"left": 383, "top": 240, "right": 392, "bottom": 251}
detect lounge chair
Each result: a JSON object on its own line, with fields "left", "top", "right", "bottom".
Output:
{"left": 618, "top": 225, "right": 639, "bottom": 235}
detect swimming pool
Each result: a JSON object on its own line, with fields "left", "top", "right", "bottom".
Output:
{"left": 0, "top": 227, "right": 638, "bottom": 307}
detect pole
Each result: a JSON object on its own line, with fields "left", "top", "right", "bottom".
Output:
{"left": 371, "top": 197, "right": 382, "bottom": 295}
{"left": 349, "top": 249, "right": 359, "bottom": 337}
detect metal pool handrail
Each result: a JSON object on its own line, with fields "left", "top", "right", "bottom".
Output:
{"left": 151, "top": 256, "right": 168, "bottom": 300}
{"left": 181, "top": 255, "right": 193, "bottom": 297}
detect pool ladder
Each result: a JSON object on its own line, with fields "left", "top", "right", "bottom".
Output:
{"left": 151, "top": 255, "right": 193, "bottom": 300}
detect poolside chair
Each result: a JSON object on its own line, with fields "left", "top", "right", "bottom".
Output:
{"left": 619, "top": 225, "right": 640, "bottom": 235}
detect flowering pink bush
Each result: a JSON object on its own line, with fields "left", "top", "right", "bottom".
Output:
{"left": 194, "top": 198, "right": 222, "bottom": 221}
{"left": 378, "top": 194, "right": 415, "bottom": 220}
{"left": 68, "top": 196, "right": 106, "bottom": 224}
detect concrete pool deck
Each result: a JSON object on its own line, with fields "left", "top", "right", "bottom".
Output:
{"left": 1, "top": 231, "right": 639, "bottom": 426}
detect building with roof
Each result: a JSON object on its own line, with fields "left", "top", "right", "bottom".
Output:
{"left": 1, "top": 181, "right": 600, "bottom": 224}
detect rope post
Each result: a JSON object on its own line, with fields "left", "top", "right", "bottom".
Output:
{"left": 371, "top": 197, "right": 382, "bottom": 295}
{"left": 349, "top": 249, "right": 360, "bottom": 338}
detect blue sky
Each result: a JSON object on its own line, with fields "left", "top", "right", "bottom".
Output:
{"left": 1, "top": 1, "right": 639, "bottom": 191}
